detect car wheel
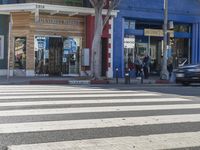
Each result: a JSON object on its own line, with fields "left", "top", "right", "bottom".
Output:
{"left": 182, "top": 82, "right": 190, "bottom": 86}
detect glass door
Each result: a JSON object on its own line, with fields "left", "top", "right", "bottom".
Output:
{"left": 62, "top": 37, "right": 81, "bottom": 76}
{"left": 48, "top": 37, "right": 63, "bottom": 76}
{"left": 34, "top": 36, "right": 49, "bottom": 75}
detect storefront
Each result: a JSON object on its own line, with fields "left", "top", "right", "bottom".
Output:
{"left": 0, "top": 3, "right": 117, "bottom": 77}
{"left": 114, "top": 0, "right": 200, "bottom": 78}
{"left": 10, "top": 12, "right": 85, "bottom": 77}
{"left": 123, "top": 20, "right": 191, "bottom": 75}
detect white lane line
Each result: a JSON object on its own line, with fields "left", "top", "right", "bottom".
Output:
{"left": 0, "top": 98, "right": 190, "bottom": 107}
{"left": 1, "top": 114, "right": 200, "bottom": 134}
{"left": 0, "top": 104, "right": 200, "bottom": 117}
{"left": 0, "top": 93, "right": 159, "bottom": 99}
{"left": 0, "top": 90, "right": 140, "bottom": 95}
{"left": 8, "top": 132, "right": 200, "bottom": 150}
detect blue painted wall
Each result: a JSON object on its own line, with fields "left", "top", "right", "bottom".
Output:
{"left": 114, "top": 0, "right": 200, "bottom": 77}
{"left": 0, "top": 15, "right": 9, "bottom": 69}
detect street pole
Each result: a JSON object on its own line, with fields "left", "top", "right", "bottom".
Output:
{"left": 161, "top": 0, "right": 169, "bottom": 80}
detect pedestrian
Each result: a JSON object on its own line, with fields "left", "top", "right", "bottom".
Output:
{"left": 134, "top": 55, "right": 142, "bottom": 77}
{"left": 167, "top": 58, "right": 173, "bottom": 80}
{"left": 143, "top": 52, "right": 151, "bottom": 79}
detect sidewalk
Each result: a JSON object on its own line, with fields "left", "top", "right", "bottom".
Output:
{"left": 0, "top": 76, "right": 175, "bottom": 85}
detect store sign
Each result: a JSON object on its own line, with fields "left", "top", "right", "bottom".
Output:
{"left": 39, "top": 18, "right": 80, "bottom": 26}
{"left": 144, "top": 29, "right": 174, "bottom": 37}
{"left": 35, "top": 36, "right": 46, "bottom": 51}
{"left": 124, "top": 38, "right": 135, "bottom": 48}
{"left": 36, "top": 4, "right": 45, "bottom": 9}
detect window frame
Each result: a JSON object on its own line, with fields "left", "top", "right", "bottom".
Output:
{"left": 0, "top": 35, "right": 4, "bottom": 60}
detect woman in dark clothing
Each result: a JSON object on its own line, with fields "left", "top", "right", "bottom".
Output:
{"left": 143, "top": 53, "right": 151, "bottom": 79}
{"left": 167, "top": 58, "right": 173, "bottom": 79}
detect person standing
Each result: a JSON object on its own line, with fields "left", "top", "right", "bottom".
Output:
{"left": 134, "top": 55, "right": 142, "bottom": 77}
{"left": 167, "top": 58, "right": 173, "bottom": 80}
{"left": 143, "top": 53, "right": 151, "bottom": 79}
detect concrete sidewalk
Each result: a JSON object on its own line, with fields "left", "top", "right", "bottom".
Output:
{"left": 0, "top": 76, "right": 174, "bottom": 85}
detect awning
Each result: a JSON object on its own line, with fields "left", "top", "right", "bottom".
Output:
{"left": 0, "top": 3, "right": 119, "bottom": 16}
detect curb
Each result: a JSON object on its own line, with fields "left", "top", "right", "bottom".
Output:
{"left": 29, "top": 80, "right": 69, "bottom": 85}
{"left": 155, "top": 80, "right": 170, "bottom": 84}
{"left": 0, "top": 79, "right": 175, "bottom": 85}
{"left": 90, "top": 80, "right": 110, "bottom": 84}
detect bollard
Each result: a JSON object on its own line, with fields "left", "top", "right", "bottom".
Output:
{"left": 125, "top": 69, "right": 131, "bottom": 84}
{"left": 141, "top": 68, "right": 144, "bottom": 84}
{"left": 116, "top": 68, "right": 119, "bottom": 84}
{"left": 125, "top": 72, "right": 129, "bottom": 84}
{"left": 128, "top": 69, "right": 131, "bottom": 84}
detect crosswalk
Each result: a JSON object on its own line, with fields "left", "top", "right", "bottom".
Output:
{"left": 0, "top": 85, "right": 199, "bottom": 150}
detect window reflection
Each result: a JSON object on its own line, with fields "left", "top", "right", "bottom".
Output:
{"left": 14, "top": 37, "right": 26, "bottom": 69}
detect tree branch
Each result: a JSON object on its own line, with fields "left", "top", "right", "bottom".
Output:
{"left": 89, "top": 0, "right": 96, "bottom": 7}
{"left": 103, "top": 0, "right": 120, "bottom": 27}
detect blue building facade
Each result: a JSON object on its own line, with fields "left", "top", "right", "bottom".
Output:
{"left": 113, "top": 0, "right": 200, "bottom": 77}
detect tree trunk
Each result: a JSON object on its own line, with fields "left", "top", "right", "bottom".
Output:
{"left": 91, "top": 9, "right": 103, "bottom": 79}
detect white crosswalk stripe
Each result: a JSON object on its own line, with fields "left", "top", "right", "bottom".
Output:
{"left": 0, "top": 104, "right": 200, "bottom": 117}
{"left": 0, "top": 93, "right": 159, "bottom": 99}
{"left": 0, "top": 90, "right": 141, "bottom": 95}
{"left": 0, "top": 98, "right": 190, "bottom": 107}
{"left": 8, "top": 132, "right": 200, "bottom": 150}
{"left": 1, "top": 114, "right": 200, "bottom": 134}
{"left": 0, "top": 85, "right": 199, "bottom": 150}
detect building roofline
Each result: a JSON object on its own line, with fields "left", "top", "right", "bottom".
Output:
{"left": 0, "top": 3, "right": 119, "bottom": 16}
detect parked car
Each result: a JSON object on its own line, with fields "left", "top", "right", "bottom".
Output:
{"left": 175, "top": 64, "right": 200, "bottom": 85}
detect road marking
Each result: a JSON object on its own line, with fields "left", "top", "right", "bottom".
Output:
{"left": 0, "top": 90, "right": 143, "bottom": 95}
{"left": 0, "top": 88, "right": 117, "bottom": 92}
{"left": 1, "top": 114, "right": 200, "bottom": 134}
{"left": 0, "top": 93, "right": 159, "bottom": 99}
{"left": 0, "top": 98, "right": 190, "bottom": 107}
{"left": 0, "top": 104, "right": 200, "bottom": 117}
{"left": 7, "top": 131, "right": 200, "bottom": 150}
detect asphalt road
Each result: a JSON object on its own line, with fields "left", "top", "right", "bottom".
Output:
{"left": 0, "top": 84, "right": 199, "bottom": 150}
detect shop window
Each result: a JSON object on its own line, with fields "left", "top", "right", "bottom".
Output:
{"left": 124, "top": 37, "right": 135, "bottom": 70}
{"left": 0, "top": 35, "right": 4, "bottom": 59}
{"left": 14, "top": 37, "right": 26, "bottom": 69}
{"left": 174, "top": 38, "right": 190, "bottom": 66}
{"left": 124, "top": 19, "right": 135, "bottom": 29}
{"left": 174, "top": 24, "right": 190, "bottom": 33}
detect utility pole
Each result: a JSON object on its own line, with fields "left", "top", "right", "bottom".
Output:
{"left": 161, "top": 0, "right": 169, "bottom": 80}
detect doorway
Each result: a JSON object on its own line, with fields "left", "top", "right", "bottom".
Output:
{"left": 48, "top": 37, "right": 63, "bottom": 76}
{"left": 101, "top": 38, "right": 108, "bottom": 77}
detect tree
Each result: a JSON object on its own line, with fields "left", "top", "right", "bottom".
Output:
{"left": 89, "top": 0, "right": 120, "bottom": 79}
